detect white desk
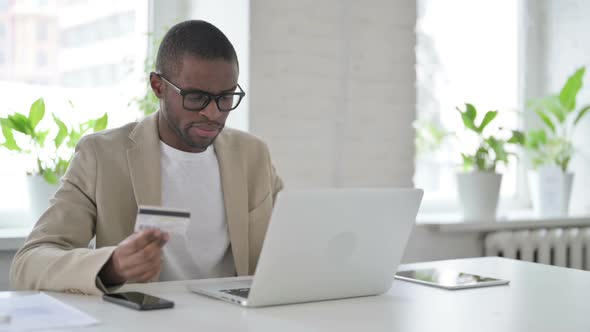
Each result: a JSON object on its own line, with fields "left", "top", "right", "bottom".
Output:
{"left": 4, "top": 257, "right": 590, "bottom": 331}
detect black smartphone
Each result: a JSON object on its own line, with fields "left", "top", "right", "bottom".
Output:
{"left": 103, "top": 291, "right": 174, "bottom": 310}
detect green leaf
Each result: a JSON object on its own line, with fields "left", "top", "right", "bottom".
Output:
{"left": 526, "top": 130, "right": 547, "bottom": 150}
{"left": 477, "top": 110, "right": 498, "bottom": 133}
{"left": 0, "top": 141, "right": 20, "bottom": 151}
{"left": 0, "top": 119, "right": 21, "bottom": 151}
{"left": 36, "top": 130, "right": 50, "bottom": 147}
{"left": 93, "top": 113, "right": 108, "bottom": 132}
{"left": 132, "top": 88, "right": 160, "bottom": 116}
{"left": 67, "top": 130, "right": 82, "bottom": 148}
{"left": 52, "top": 114, "right": 68, "bottom": 149}
{"left": 507, "top": 130, "right": 525, "bottom": 145}
{"left": 529, "top": 96, "right": 566, "bottom": 124}
{"left": 487, "top": 136, "right": 508, "bottom": 163}
{"left": 474, "top": 147, "right": 490, "bottom": 171}
{"left": 7, "top": 113, "right": 33, "bottom": 135}
{"left": 457, "top": 103, "right": 478, "bottom": 132}
{"left": 42, "top": 169, "right": 59, "bottom": 184}
{"left": 559, "top": 67, "right": 585, "bottom": 112}
{"left": 546, "top": 97, "right": 567, "bottom": 123}
{"left": 561, "top": 157, "right": 571, "bottom": 173}
{"left": 1, "top": 117, "right": 13, "bottom": 129}
{"left": 534, "top": 109, "right": 556, "bottom": 133}
{"left": 461, "top": 153, "right": 474, "bottom": 171}
{"left": 28, "top": 98, "right": 45, "bottom": 130}
{"left": 574, "top": 104, "right": 590, "bottom": 126}
{"left": 464, "top": 103, "right": 477, "bottom": 119}
{"left": 55, "top": 158, "right": 70, "bottom": 176}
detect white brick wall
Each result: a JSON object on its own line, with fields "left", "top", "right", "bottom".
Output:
{"left": 249, "top": 0, "right": 417, "bottom": 188}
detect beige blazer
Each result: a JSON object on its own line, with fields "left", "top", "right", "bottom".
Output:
{"left": 10, "top": 112, "right": 283, "bottom": 295}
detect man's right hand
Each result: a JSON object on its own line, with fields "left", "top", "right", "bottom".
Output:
{"left": 99, "top": 229, "right": 170, "bottom": 286}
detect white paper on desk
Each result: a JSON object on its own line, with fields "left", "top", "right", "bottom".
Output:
{"left": 134, "top": 205, "right": 190, "bottom": 236}
{"left": 0, "top": 292, "right": 99, "bottom": 331}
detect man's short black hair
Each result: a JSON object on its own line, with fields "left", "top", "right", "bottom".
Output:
{"left": 155, "top": 20, "right": 238, "bottom": 76}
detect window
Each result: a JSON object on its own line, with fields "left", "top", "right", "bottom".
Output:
{"left": 61, "top": 11, "right": 135, "bottom": 48}
{"left": 37, "top": 20, "right": 48, "bottom": 42}
{"left": 61, "top": 62, "right": 128, "bottom": 87}
{"left": 415, "top": 0, "right": 522, "bottom": 211}
{"left": 36, "top": 50, "right": 47, "bottom": 67}
{"left": 0, "top": 1, "right": 148, "bottom": 223}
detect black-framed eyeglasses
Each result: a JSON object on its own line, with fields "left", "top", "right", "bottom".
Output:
{"left": 154, "top": 72, "right": 246, "bottom": 112}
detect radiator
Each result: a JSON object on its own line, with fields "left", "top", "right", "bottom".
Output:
{"left": 484, "top": 228, "right": 590, "bottom": 270}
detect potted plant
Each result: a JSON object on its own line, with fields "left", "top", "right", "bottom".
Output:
{"left": 0, "top": 98, "right": 108, "bottom": 220}
{"left": 455, "top": 103, "right": 522, "bottom": 221}
{"left": 520, "top": 66, "right": 590, "bottom": 217}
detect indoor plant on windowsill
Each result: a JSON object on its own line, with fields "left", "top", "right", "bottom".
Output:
{"left": 519, "top": 66, "right": 590, "bottom": 217}
{"left": 414, "top": 117, "right": 453, "bottom": 189}
{"left": 455, "top": 103, "right": 523, "bottom": 222}
{"left": 128, "top": 29, "right": 165, "bottom": 117}
{"left": 0, "top": 98, "right": 108, "bottom": 220}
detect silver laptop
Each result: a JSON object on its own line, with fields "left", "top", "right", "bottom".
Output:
{"left": 188, "top": 188, "right": 423, "bottom": 307}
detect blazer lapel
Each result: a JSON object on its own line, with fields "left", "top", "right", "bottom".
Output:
{"left": 126, "top": 112, "right": 162, "bottom": 283}
{"left": 214, "top": 133, "right": 249, "bottom": 276}
{"left": 127, "top": 112, "right": 162, "bottom": 208}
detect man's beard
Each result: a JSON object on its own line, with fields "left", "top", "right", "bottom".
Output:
{"left": 163, "top": 100, "right": 224, "bottom": 149}
{"left": 179, "top": 124, "right": 222, "bottom": 149}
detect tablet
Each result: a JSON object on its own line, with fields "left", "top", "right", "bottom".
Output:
{"left": 394, "top": 268, "right": 509, "bottom": 290}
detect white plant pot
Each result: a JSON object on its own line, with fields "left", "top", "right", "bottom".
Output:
{"left": 26, "top": 175, "right": 60, "bottom": 221}
{"left": 456, "top": 172, "right": 502, "bottom": 222}
{"left": 528, "top": 166, "right": 573, "bottom": 217}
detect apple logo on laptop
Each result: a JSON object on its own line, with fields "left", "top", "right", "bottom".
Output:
{"left": 326, "top": 232, "right": 357, "bottom": 262}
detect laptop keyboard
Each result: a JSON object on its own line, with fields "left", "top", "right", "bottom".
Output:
{"left": 220, "top": 288, "right": 250, "bottom": 298}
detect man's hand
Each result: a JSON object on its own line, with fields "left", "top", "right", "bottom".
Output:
{"left": 99, "top": 229, "right": 170, "bottom": 286}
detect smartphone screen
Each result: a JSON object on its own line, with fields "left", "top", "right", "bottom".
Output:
{"left": 395, "top": 268, "right": 509, "bottom": 289}
{"left": 103, "top": 292, "right": 174, "bottom": 310}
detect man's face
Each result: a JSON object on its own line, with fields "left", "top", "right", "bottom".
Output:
{"left": 153, "top": 56, "right": 239, "bottom": 152}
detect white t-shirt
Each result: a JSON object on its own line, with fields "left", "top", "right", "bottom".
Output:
{"left": 158, "top": 141, "right": 235, "bottom": 281}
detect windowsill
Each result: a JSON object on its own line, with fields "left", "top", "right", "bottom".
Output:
{"left": 0, "top": 227, "right": 31, "bottom": 251}
{"left": 417, "top": 210, "right": 590, "bottom": 233}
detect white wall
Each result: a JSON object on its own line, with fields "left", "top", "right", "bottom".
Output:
{"left": 402, "top": 226, "right": 482, "bottom": 263}
{"left": 249, "top": 0, "right": 417, "bottom": 188}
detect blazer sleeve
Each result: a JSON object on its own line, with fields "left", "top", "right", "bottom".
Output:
{"left": 10, "top": 137, "right": 116, "bottom": 295}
